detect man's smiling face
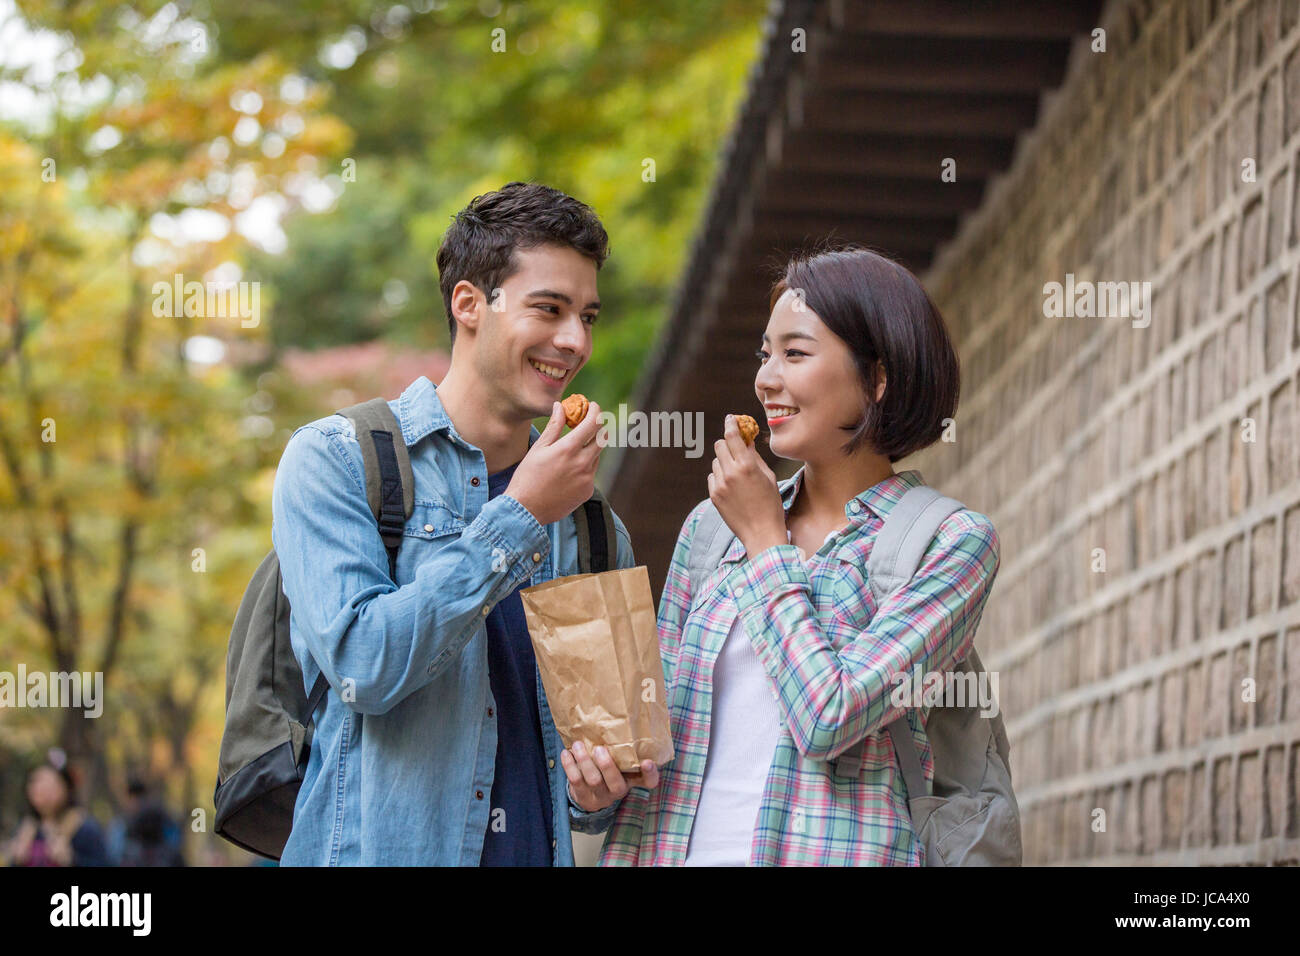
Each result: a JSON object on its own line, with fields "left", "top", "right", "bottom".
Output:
{"left": 468, "top": 243, "right": 600, "bottom": 422}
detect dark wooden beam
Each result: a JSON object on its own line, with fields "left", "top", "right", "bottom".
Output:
{"left": 758, "top": 172, "right": 987, "bottom": 218}
{"left": 752, "top": 212, "right": 958, "bottom": 248}
{"left": 773, "top": 130, "right": 1014, "bottom": 177}
{"left": 798, "top": 89, "right": 1041, "bottom": 137}
{"left": 836, "top": 0, "right": 1102, "bottom": 40}
{"left": 808, "top": 35, "right": 1069, "bottom": 94}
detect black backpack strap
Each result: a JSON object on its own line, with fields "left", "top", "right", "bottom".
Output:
{"left": 301, "top": 671, "right": 329, "bottom": 752}
{"left": 574, "top": 488, "right": 617, "bottom": 574}
{"left": 336, "top": 397, "right": 414, "bottom": 582}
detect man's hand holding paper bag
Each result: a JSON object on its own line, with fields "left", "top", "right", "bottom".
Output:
{"left": 521, "top": 565, "right": 674, "bottom": 813}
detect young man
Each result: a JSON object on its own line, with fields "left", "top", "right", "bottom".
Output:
{"left": 271, "top": 182, "right": 659, "bottom": 865}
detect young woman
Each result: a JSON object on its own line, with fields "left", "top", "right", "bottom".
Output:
{"left": 599, "top": 246, "right": 1001, "bottom": 866}
{"left": 1, "top": 752, "right": 110, "bottom": 867}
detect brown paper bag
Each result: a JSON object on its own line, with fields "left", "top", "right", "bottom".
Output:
{"left": 520, "top": 565, "right": 674, "bottom": 772}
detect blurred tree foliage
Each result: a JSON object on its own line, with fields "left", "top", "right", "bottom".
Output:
{"left": 221, "top": 0, "right": 764, "bottom": 406}
{"left": 0, "top": 0, "right": 763, "bottom": 861}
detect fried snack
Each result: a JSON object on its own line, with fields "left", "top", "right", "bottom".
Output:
{"left": 734, "top": 414, "right": 759, "bottom": 445}
{"left": 562, "top": 393, "right": 590, "bottom": 428}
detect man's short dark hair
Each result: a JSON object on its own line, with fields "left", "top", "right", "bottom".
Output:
{"left": 770, "top": 245, "right": 960, "bottom": 462}
{"left": 436, "top": 182, "right": 610, "bottom": 345}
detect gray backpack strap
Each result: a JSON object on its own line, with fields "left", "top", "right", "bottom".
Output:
{"left": 336, "top": 397, "right": 415, "bottom": 529}
{"left": 685, "top": 501, "right": 740, "bottom": 599}
{"left": 865, "top": 486, "right": 964, "bottom": 609}
{"left": 836, "top": 485, "right": 963, "bottom": 779}
{"left": 304, "top": 398, "right": 413, "bottom": 725}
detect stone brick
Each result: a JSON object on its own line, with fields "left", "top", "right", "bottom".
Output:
{"left": 1231, "top": 640, "right": 1254, "bottom": 733}
{"left": 1162, "top": 768, "right": 1186, "bottom": 849}
{"left": 1257, "top": 632, "right": 1279, "bottom": 725}
{"left": 1249, "top": 518, "right": 1278, "bottom": 617}
{"left": 1212, "top": 756, "right": 1234, "bottom": 845}
{"left": 1140, "top": 774, "right": 1161, "bottom": 854}
{"left": 1229, "top": 417, "right": 1249, "bottom": 516}
{"left": 1196, "top": 549, "right": 1220, "bottom": 640}
{"left": 1208, "top": 650, "right": 1231, "bottom": 739}
{"left": 1246, "top": 397, "right": 1268, "bottom": 506}
{"left": 1268, "top": 379, "right": 1296, "bottom": 492}
{"left": 1199, "top": 330, "right": 1222, "bottom": 415}
{"left": 1267, "top": 172, "right": 1288, "bottom": 264}
{"left": 1175, "top": 562, "right": 1197, "bottom": 647}
{"left": 1236, "top": 751, "right": 1261, "bottom": 842}
{"left": 1289, "top": 743, "right": 1300, "bottom": 837}
{"left": 1223, "top": 311, "right": 1245, "bottom": 398}
{"left": 1284, "top": 508, "right": 1300, "bottom": 605}
{"left": 1187, "top": 659, "right": 1207, "bottom": 745}
{"left": 1219, "top": 217, "right": 1239, "bottom": 308}
{"left": 1189, "top": 760, "right": 1208, "bottom": 846}
{"left": 1221, "top": 535, "right": 1246, "bottom": 630}
{"left": 1285, "top": 46, "right": 1300, "bottom": 141}
{"left": 1260, "top": 67, "right": 1283, "bottom": 164}
{"left": 1235, "top": 0, "right": 1260, "bottom": 89}
{"left": 1284, "top": 626, "right": 1300, "bottom": 721}
{"left": 1262, "top": 745, "right": 1286, "bottom": 837}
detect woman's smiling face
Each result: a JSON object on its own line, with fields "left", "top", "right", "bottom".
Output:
{"left": 755, "top": 288, "right": 878, "bottom": 462}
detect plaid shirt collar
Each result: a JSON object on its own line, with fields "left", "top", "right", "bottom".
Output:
{"left": 719, "top": 466, "right": 927, "bottom": 565}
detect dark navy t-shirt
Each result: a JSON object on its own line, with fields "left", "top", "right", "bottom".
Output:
{"left": 479, "top": 460, "right": 555, "bottom": 866}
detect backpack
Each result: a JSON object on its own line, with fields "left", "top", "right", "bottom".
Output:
{"left": 684, "top": 483, "right": 1022, "bottom": 866}
{"left": 214, "top": 397, "right": 618, "bottom": 860}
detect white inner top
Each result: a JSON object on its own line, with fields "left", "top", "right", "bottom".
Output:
{"left": 683, "top": 530, "right": 824, "bottom": 866}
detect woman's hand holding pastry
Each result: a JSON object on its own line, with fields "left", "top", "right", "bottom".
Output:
{"left": 708, "top": 414, "right": 786, "bottom": 558}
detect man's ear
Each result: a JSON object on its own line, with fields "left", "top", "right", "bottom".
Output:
{"left": 450, "top": 279, "right": 484, "bottom": 338}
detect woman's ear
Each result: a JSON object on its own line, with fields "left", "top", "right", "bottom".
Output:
{"left": 873, "top": 362, "right": 887, "bottom": 404}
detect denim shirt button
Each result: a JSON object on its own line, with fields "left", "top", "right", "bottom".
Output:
{"left": 470, "top": 476, "right": 480, "bottom": 486}
{"left": 481, "top": 605, "right": 490, "bottom": 615}
{"left": 487, "top": 707, "right": 494, "bottom": 717}
{"left": 548, "top": 758, "right": 555, "bottom": 769}
{"left": 532, "top": 552, "right": 542, "bottom": 562}
{"left": 423, "top": 524, "right": 434, "bottom": 533}
{"left": 475, "top": 790, "right": 484, "bottom": 800}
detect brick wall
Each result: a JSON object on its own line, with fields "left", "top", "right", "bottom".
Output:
{"left": 909, "top": 0, "right": 1300, "bottom": 864}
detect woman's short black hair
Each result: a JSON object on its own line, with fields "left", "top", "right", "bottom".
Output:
{"left": 769, "top": 244, "right": 960, "bottom": 462}
{"left": 436, "top": 181, "right": 610, "bottom": 345}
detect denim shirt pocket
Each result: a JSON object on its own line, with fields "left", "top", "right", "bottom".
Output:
{"left": 397, "top": 499, "right": 466, "bottom": 581}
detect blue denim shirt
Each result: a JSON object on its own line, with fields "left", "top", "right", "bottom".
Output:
{"left": 271, "top": 375, "right": 630, "bottom": 865}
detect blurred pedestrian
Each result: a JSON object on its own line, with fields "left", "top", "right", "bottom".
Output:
{"left": 0, "top": 749, "right": 110, "bottom": 867}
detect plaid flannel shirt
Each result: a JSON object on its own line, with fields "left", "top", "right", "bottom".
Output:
{"left": 598, "top": 467, "right": 1000, "bottom": 866}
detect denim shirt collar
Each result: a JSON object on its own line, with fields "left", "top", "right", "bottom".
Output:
{"left": 395, "top": 374, "right": 541, "bottom": 451}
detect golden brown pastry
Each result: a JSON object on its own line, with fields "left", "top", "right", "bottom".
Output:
{"left": 734, "top": 414, "right": 759, "bottom": 445}
{"left": 562, "top": 393, "right": 590, "bottom": 428}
